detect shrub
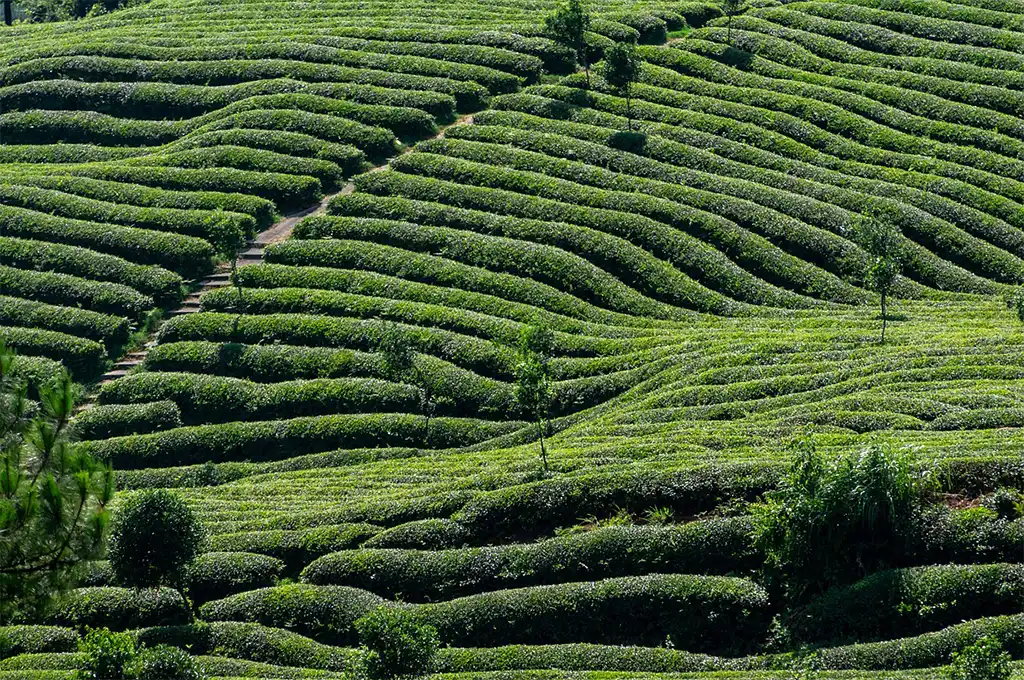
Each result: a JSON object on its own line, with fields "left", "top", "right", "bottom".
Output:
{"left": 354, "top": 607, "right": 439, "bottom": 680}
{"left": 751, "top": 442, "right": 931, "bottom": 602}
{"left": 198, "top": 584, "right": 385, "bottom": 646}
{"left": 47, "top": 588, "right": 189, "bottom": 631}
{"left": 125, "top": 645, "right": 202, "bottom": 680}
{"left": 107, "top": 490, "right": 206, "bottom": 592}
{"left": 185, "top": 552, "right": 284, "bottom": 606}
{"left": 208, "top": 525, "right": 380, "bottom": 572}
{"left": 947, "top": 636, "right": 1012, "bottom": 680}
{"left": 73, "top": 402, "right": 182, "bottom": 441}
{"left": 76, "top": 629, "right": 135, "bottom": 680}
{"left": 361, "top": 519, "right": 470, "bottom": 550}
{"left": 0, "top": 629, "right": 78, "bottom": 660}
{"left": 418, "top": 573, "right": 770, "bottom": 654}
{"left": 790, "top": 564, "right": 1024, "bottom": 645}
{"left": 301, "top": 518, "right": 756, "bottom": 601}
{"left": 0, "top": 297, "right": 129, "bottom": 348}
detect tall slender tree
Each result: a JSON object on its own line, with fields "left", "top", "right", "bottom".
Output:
{"left": 602, "top": 41, "right": 643, "bottom": 131}
{"left": 855, "top": 213, "right": 904, "bottom": 344}
{"left": 545, "top": 0, "right": 592, "bottom": 88}
{"left": 0, "top": 343, "right": 113, "bottom": 623}
{"left": 376, "top": 321, "right": 435, "bottom": 441}
{"left": 721, "top": 0, "right": 742, "bottom": 44}
{"left": 514, "top": 324, "right": 555, "bottom": 472}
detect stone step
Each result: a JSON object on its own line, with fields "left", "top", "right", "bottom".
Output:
{"left": 100, "top": 369, "right": 130, "bottom": 381}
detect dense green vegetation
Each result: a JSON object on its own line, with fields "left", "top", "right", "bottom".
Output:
{"left": 3, "top": 0, "right": 1024, "bottom": 677}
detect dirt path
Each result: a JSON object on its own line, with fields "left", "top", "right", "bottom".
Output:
{"left": 81, "top": 114, "right": 476, "bottom": 396}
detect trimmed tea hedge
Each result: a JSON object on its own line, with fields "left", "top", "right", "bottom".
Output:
{"left": 73, "top": 401, "right": 183, "bottom": 440}
{"left": 46, "top": 588, "right": 189, "bottom": 631}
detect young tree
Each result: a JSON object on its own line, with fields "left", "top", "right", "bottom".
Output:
{"left": 545, "top": 0, "right": 592, "bottom": 88}
{"left": 751, "top": 440, "right": 929, "bottom": 603}
{"left": 601, "top": 41, "right": 643, "bottom": 131}
{"left": 205, "top": 211, "right": 247, "bottom": 312}
{"left": 375, "top": 321, "right": 435, "bottom": 442}
{"left": 107, "top": 489, "right": 205, "bottom": 606}
{"left": 721, "top": 0, "right": 743, "bottom": 43}
{"left": 946, "top": 636, "right": 1012, "bottom": 680}
{"left": 0, "top": 343, "right": 114, "bottom": 624}
{"left": 514, "top": 324, "right": 555, "bottom": 472}
{"left": 354, "top": 607, "right": 439, "bottom": 680}
{"left": 855, "top": 213, "right": 904, "bottom": 344}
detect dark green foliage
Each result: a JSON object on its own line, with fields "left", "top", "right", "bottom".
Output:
{"left": 353, "top": 607, "right": 439, "bottom": 680}
{"left": 73, "top": 403, "right": 182, "bottom": 441}
{"left": 198, "top": 584, "right": 385, "bottom": 646}
{"left": 125, "top": 645, "right": 202, "bottom": 680}
{"left": 675, "top": 2, "right": 723, "bottom": 27}
{"left": 601, "top": 42, "right": 643, "bottom": 130}
{"left": 361, "top": 519, "right": 469, "bottom": 550}
{"left": 209, "top": 525, "right": 379, "bottom": 573}
{"left": 0, "top": 628, "right": 78, "bottom": 660}
{"left": 48, "top": 588, "right": 189, "bottom": 630}
{"left": 790, "top": 564, "right": 1024, "bottom": 645}
{"left": 0, "top": 347, "right": 113, "bottom": 623}
{"left": 751, "top": 442, "right": 930, "bottom": 602}
{"left": 76, "top": 629, "right": 135, "bottom": 680}
{"left": 107, "top": 490, "right": 205, "bottom": 592}
{"left": 514, "top": 324, "right": 554, "bottom": 472}
{"left": 947, "top": 636, "right": 1012, "bottom": 680}
{"left": 302, "top": 518, "right": 755, "bottom": 601}
{"left": 419, "top": 573, "right": 770, "bottom": 653}
{"left": 184, "top": 552, "right": 283, "bottom": 605}
{"left": 856, "top": 210, "right": 906, "bottom": 344}
{"left": 545, "top": 0, "right": 592, "bottom": 87}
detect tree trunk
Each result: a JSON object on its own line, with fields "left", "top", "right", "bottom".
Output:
{"left": 626, "top": 91, "right": 632, "bottom": 131}
{"left": 3, "top": 0, "right": 12, "bottom": 26}
{"left": 880, "top": 290, "right": 887, "bottom": 344}
{"left": 537, "top": 420, "right": 549, "bottom": 472}
{"left": 581, "top": 49, "right": 590, "bottom": 89}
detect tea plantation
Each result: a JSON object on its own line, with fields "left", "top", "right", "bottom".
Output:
{"left": 2, "top": 0, "right": 1024, "bottom": 677}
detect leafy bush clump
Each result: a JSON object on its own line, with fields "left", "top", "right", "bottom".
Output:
{"left": 354, "top": 607, "right": 439, "bottom": 680}
{"left": 107, "top": 490, "right": 206, "bottom": 593}
{"left": 947, "top": 636, "right": 1011, "bottom": 680}
{"left": 752, "top": 441, "right": 931, "bottom": 602}
{"left": 77, "top": 628, "right": 135, "bottom": 680}
{"left": 126, "top": 645, "right": 202, "bottom": 680}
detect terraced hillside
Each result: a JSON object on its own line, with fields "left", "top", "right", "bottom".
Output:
{"left": 3, "top": 0, "right": 1024, "bottom": 678}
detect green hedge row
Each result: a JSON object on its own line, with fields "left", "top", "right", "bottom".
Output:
{"left": 293, "top": 213, "right": 696, "bottom": 321}
{"left": 0, "top": 143, "right": 143, "bottom": 164}
{"left": 209, "top": 524, "right": 381, "bottom": 572}
{"left": 353, "top": 167, "right": 800, "bottom": 311}
{"left": 418, "top": 573, "right": 769, "bottom": 653}
{"left": 142, "top": 341, "right": 379, "bottom": 381}
{"left": 1, "top": 56, "right": 489, "bottom": 111}
{"left": 0, "top": 203, "right": 214, "bottom": 279}
{"left": 301, "top": 518, "right": 755, "bottom": 601}
{"left": 792, "top": 563, "right": 1024, "bottom": 645}
{"left": 0, "top": 237, "right": 181, "bottom": 305}
{"left": 476, "top": 99, "right": 1005, "bottom": 295}
{"left": 606, "top": 12, "right": 669, "bottom": 43}
{"left": 258, "top": 234, "right": 656, "bottom": 325}
{"left": 127, "top": 145, "right": 346, "bottom": 192}
{"left": 0, "top": 326, "right": 106, "bottom": 379}
{"left": 361, "top": 518, "right": 471, "bottom": 550}
{"left": 454, "top": 464, "right": 779, "bottom": 542}
{"left": 73, "top": 401, "right": 182, "bottom": 440}
{"left": 439, "top": 121, "right": 875, "bottom": 287}
{"left": 0, "top": 265, "right": 152, "bottom": 318}
{"left": 432, "top": 642, "right": 721, "bottom": 673}
{"left": 135, "top": 621, "right": 358, "bottom": 671}
{"left": 0, "top": 183, "right": 256, "bottom": 242}
{"left": 0, "top": 629, "right": 77, "bottom": 660}
{"left": 46, "top": 588, "right": 188, "bottom": 631}
{"left": 1, "top": 77, "right": 456, "bottom": 122}
{"left": 0, "top": 296, "right": 128, "bottom": 347}
{"left": 173, "top": 129, "right": 366, "bottom": 173}
{"left": 676, "top": 1, "right": 724, "bottom": 27}
{"left": 97, "top": 371, "right": 421, "bottom": 424}
{"left": 199, "top": 574, "right": 769, "bottom": 653}
{"left": 7, "top": 44, "right": 522, "bottom": 94}
{"left": 158, "top": 311, "right": 519, "bottom": 380}
{"left": 310, "top": 36, "right": 543, "bottom": 80}
{"left": 57, "top": 164, "right": 321, "bottom": 215}
{"left": 82, "top": 413, "right": 523, "bottom": 468}
{"left": 198, "top": 584, "right": 383, "bottom": 646}
{"left": 186, "top": 552, "right": 285, "bottom": 605}
{"left": 14, "top": 174, "right": 275, "bottom": 230}
{"left": 0, "top": 652, "right": 82, "bottom": 670}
